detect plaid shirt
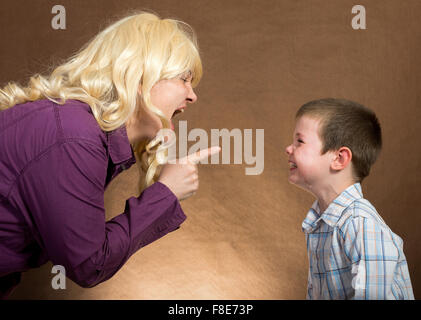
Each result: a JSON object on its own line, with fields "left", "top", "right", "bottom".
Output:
{"left": 302, "top": 183, "right": 414, "bottom": 300}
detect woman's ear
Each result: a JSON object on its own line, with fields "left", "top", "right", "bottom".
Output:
{"left": 331, "top": 147, "right": 352, "bottom": 171}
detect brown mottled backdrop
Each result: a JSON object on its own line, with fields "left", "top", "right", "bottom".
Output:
{"left": 1, "top": 0, "right": 420, "bottom": 299}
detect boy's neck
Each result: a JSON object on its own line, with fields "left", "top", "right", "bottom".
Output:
{"left": 314, "top": 179, "right": 357, "bottom": 213}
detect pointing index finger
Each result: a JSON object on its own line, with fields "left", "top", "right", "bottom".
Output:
{"left": 187, "top": 146, "right": 221, "bottom": 164}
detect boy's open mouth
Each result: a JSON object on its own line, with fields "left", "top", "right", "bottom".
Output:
{"left": 289, "top": 161, "right": 297, "bottom": 170}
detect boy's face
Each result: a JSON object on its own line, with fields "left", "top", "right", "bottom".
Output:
{"left": 285, "top": 116, "right": 333, "bottom": 191}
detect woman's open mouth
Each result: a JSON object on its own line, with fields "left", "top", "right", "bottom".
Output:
{"left": 172, "top": 109, "right": 184, "bottom": 118}
{"left": 170, "top": 107, "right": 185, "bottom": 130}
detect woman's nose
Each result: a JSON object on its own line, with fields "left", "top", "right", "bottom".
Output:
{"left": 187, "top": 86, "right": 197, "bottom": 104}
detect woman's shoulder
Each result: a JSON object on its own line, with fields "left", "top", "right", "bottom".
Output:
{"left": 2, "top": 98, "right": 108, "bottom": 154}
{"left": 2, "top": 98, "right": 99, "bottom": 133}
{"left": 54, "top": 99, "right": 107, "bottom": 144}
{"left": 0, "top": 99, "right": 109, "bottom": 195}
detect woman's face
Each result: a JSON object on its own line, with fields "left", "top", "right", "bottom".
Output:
{"left": 126, "top": 72, "right": 197, "bottom": 144}
{"left": 149, "top": 71, "right": 197, "bottom": 130}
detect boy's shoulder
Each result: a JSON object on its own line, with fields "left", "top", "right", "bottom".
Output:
{"left": 337, "top": 196, "right": 383, "bottom": 226}
{"left": 340, "top": 197, "right": 381, "bottom": 220}
{"left": 336, "top": 196, "right": 403, "bottom": 244}
{"left": 329, "top": 183, "right": 385, "bottom": 227}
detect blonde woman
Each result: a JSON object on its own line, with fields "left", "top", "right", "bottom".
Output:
{"left": 0, "top": 11, "right": 220, "bottom": 298}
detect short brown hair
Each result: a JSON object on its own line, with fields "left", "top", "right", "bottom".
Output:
{"left": 296, "top": 98, "right": 382, "bottom": 182}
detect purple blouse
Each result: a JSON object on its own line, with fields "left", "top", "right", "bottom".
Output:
{"left": 0, "top": 99, "right": 186, "bottom": 297}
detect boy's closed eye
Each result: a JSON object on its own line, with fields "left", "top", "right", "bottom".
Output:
{"left": 295, "top": 133, "right": 305, "bottom": 144}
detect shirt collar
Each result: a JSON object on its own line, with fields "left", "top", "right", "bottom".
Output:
{"left": 302, "top": 183, "right": 363, "bottom": 233}
{"left": 106, "top": 125, "right": 136, "bottom": 166}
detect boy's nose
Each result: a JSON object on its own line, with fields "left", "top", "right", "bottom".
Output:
{"left": 285, "top": 144, "right": 293, "bottom": 155}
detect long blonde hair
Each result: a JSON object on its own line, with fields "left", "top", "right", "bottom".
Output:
{"left": 0, "top": 11, "right": 202, "bottom": 191}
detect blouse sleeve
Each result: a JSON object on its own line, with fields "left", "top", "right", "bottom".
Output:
{"left": 14, "top": 139, "right": 186, "bottom": 287}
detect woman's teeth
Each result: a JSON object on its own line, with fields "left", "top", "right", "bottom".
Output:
{"left": 172, "top": 108, "right": 185, "bottom": 118}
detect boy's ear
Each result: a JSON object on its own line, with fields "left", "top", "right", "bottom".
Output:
{"left": 331, "top": 147, "right": 352, "bottom": 171}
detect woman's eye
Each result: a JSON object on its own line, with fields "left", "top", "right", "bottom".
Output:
{"left": 180, "top": 73, "right": 193, "bottom": 83}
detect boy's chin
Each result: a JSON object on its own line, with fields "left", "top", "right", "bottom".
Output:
{"left": 288, "top": 177, "right": 311, "bottom": 193}
{"left": 287, "top": 175, "right": 300, "bottom": 186}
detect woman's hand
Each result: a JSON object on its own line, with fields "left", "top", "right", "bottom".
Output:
{"left": 158, "top": 146, "right": 221, "bottom": 201}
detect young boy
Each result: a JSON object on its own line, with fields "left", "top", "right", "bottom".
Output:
{"left": 285, "top": 98, "right": 414, "bottom": 300}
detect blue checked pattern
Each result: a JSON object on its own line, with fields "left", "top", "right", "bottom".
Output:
{"left": 302, "top": 183, "right": 414, "bottom": 300}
